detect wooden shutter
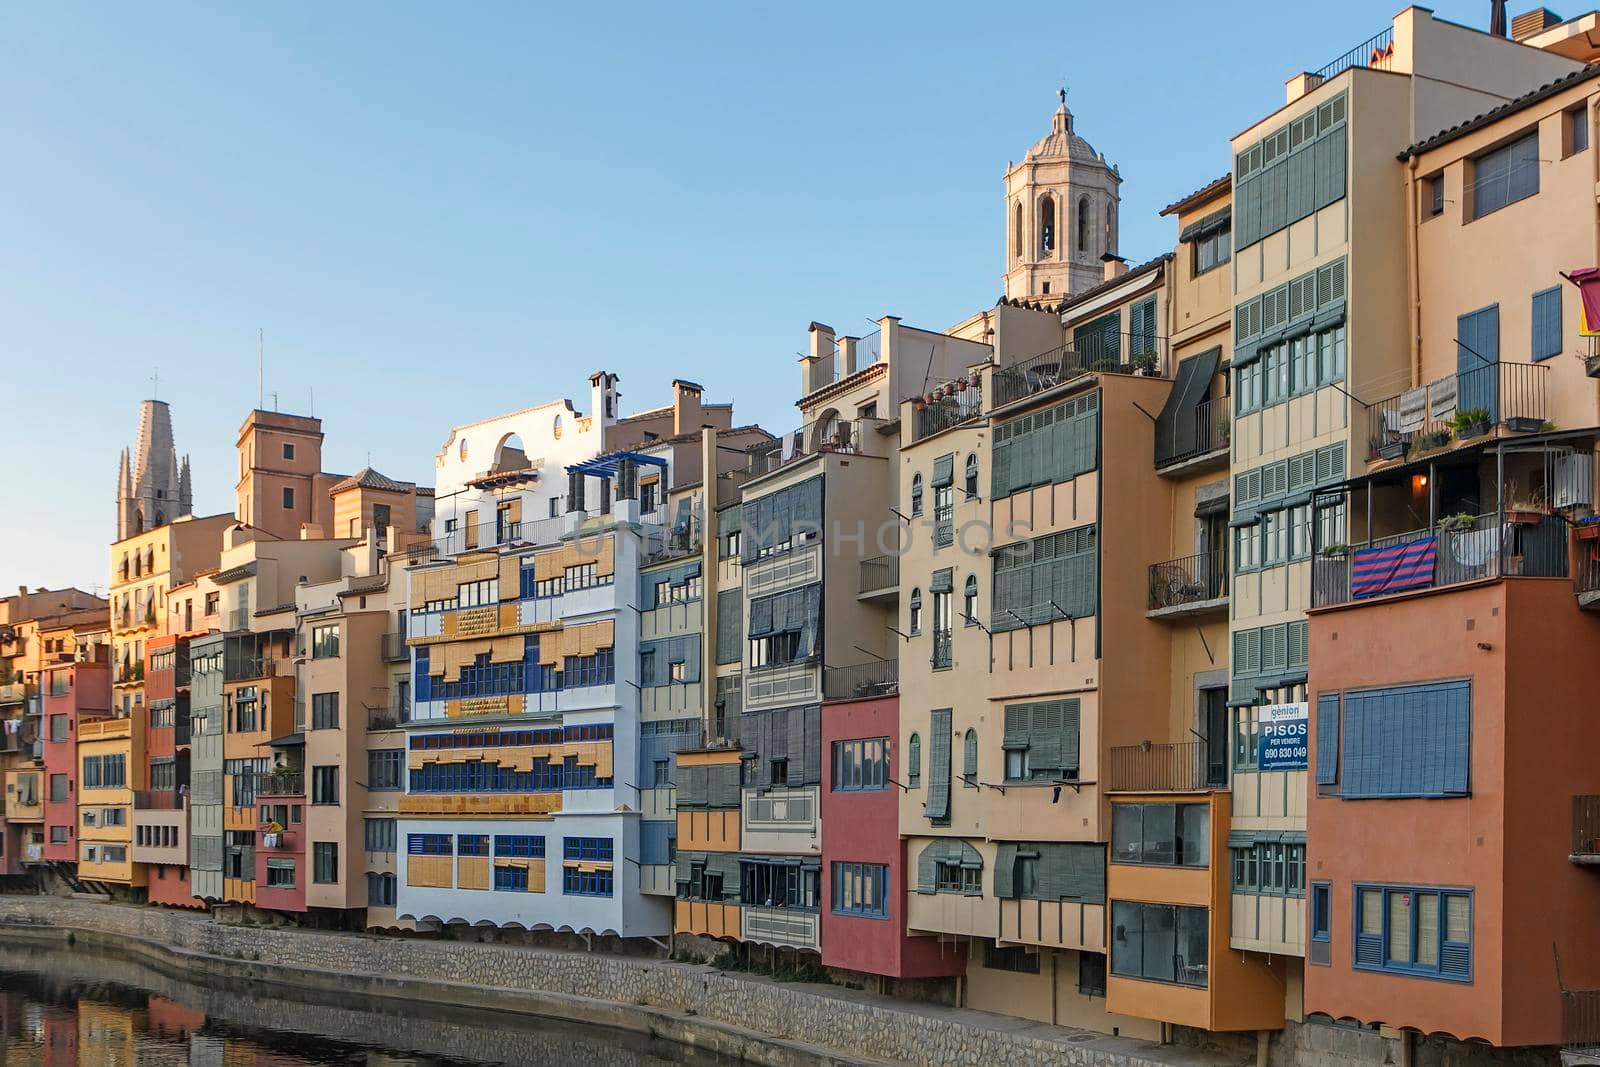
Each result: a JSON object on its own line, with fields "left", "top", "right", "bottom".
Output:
{"left": 915, "top": 841, "right": 943, "bottom": 894}
{"left": 1315, "top": 692, "right": 1341, "bottom": 786}
{"left": 926, "top": 709, "right": 952, "bottom": 821}
{"left": 1039, "top": 842, "right": 1106, "bottom": 904}
{"left": 993, "top": 843, "right": 1019, "bottom": 899}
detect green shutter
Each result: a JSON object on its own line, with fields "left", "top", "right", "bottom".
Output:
{"left": 915, "top": 841, "right": 943, "bottom": 894}
{"left": 1002, "top": 704, "right": 1030, "bottom": 750}
{"left": 931, "top": 454, "right": 955, "bottom": 489}
{"left": 926, "top": 709, "right": 952, "bottom": 822}
{"left": 715, "top": 589, "right": 742, "bottom": 665}
{"left": 676, "top": 764, "right": 708, "bottom": 808}
{"left": 994, "top": 843, "right": 1019, "bottom": 899}
{"left": 1061, "top": 699, "right": 1081, "bottom": 776}
{"left": 1037, "top": 843, "right": 1106, "bottom": 904}
{"left": 930, "top": 568, "right": 953, "bottom": 594}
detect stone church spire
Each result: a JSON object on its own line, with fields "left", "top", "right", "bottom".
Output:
{"left": 116, "top": 399, "right": 191, "bottom": 540}
{"left": 1002, "top": 91, "right": 1123, "bottom": 303}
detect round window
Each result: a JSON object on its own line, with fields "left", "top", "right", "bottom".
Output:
{"left": 553, "top": 414, "right": 563, "bottom": 440}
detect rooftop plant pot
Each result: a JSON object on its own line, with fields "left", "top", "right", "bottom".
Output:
{"left": 1505, "top": 509, "right": 1546, "bottom": 526}
{"left": 1577, "top": 523, "right": 1600, "bottom": 542}
{"left": 1586, "top": 354, "right": 1600, "bottom": 379}
{"left": 1457, "top": 420, "right": 1490, "bottom": 439}
{"left": 1378, "top": 441, "right": 1410, "bottom": 461}
{"left": 1504, "top": 416, "right": 1543, "bottom": 433}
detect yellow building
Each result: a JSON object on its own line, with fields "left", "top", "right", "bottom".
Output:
{"left": 76, "top": 717, "right": 143, "bottom": 887}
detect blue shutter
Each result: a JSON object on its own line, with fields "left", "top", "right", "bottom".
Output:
{"left": 1532, "top": 286, "right": 1562, "bottom": 362}
{"left": 1315, "top": 692, "right": 1340, "bottom": 786}
{"left": 1456, "top": 305, "right": 1501, "bottom": 422}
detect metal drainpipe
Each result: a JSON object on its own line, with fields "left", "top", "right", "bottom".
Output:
{"left": 1404, "top": 154, "right": 1423, "bottom": 391}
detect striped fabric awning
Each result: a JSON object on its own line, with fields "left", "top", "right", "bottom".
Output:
{"left": 1351, "top": 537, "right": 1437, "bottom": 599}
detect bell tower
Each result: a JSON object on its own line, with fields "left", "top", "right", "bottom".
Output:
{"left": 1003, "top": 90, "right": 1122, "bottom": 302}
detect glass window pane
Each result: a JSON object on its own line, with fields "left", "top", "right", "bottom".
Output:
{"left": 1416, "top": 893, "right": 1440, "bottom": 966}
{"left": 1143, "top": 804, "right": 1176, "bottom": 865}
{"left": 1111, "top": 804, "right": 1142, "bottom": 863}
{"left": 1143, "top": 905, "right": 1177, "bottom": 982}
{"left": 1360, "top": 889, "right": 1383, "bottom": 935}
{"left": 1387, "top": 890, "right": 1412, "bottom": 963}
{"left": 1179, "top": 804, "right": 1209, "bottom": 866}
{"left": 1445, "top": 894, "right": 1470, "bottom": 942}
{"left": 1177, "top": 907, "right": 1209, "bottom": 987}
{"left": 1111, "top": 901, "right": 1142, "bottom": 977}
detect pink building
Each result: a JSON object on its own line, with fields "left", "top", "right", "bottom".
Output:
{"left": 41, "top": 661, "right": 110, "bottom": 866}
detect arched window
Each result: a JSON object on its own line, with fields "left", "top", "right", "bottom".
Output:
{"left": 910, "top": 473, "right": 924, "bottom": 516}
{"left": 909, "top": 588, "right": 923, "bottom": 634}
{"left": 964, "top": 575, "right": 979, "bottom": 626}
{"left": 1077, "top": 196, "right": 1091, "bottom": 254}
{"left": 963, "top": 728, "right": 978, "bottom": 785}
{"left": 908, "top": 733, "right": 922, "bottom": 787}
{"left": 1013, "top": 202, "right": 1024, "bottom": 261}
{"left": 964, "top": 454, "right": 979, "bottom": 499}
{"left": 1105, "top": 199, "right": 1116, "bottom": 253}
{"left": 1038, "top": 196, "right": 1056, "bottom": 257}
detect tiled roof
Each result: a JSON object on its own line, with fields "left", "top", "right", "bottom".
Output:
{"left": 329, "top": 466, "right": 414, "bottom": 494}
{"left": 1399, "top": 64, "right": 1600, "bottom": 160}
{"left": 1052, "top": 253, "right": 1173, "bottom": 316}
{"left": 1160, "top": 174, "right": 1231, "bottom": 217}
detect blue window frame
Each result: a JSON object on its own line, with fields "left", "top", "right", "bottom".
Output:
{"left": 406, "top": 833, "right": 452, "bottom": 856}
{"left": 832, "top": 861, "right": 889, "bottom": 918}
{"left": 494, "top": 865, "right": 530, "bottom": 892}
{"left": 494, "top": 835, "right": 545, "bottom": 858}
{"left": 1353, "top": 884, "right": 1472, "bottom": 982}
{"left": 1311, "top": 882, "right": 1332, "bottom": 943}
{"left": 562, "top": 836, "right": 614, "bottom": 862}
{"left": 1330, "top": 679, "right": 1471, "bottom": 799}
{"left": 456, "top": 834, "right": 489, "bottom": 857}
{"left": 562, "top": 866, "right": 614, "bottom": 897}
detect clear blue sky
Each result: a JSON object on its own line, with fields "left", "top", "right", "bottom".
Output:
{"left": 0, "top": 1, "right": 1498, "bottom": 592}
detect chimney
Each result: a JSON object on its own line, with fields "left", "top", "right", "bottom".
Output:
{"left": 671, "top": 379, "right": 704, "bottom": 435}
{"left": 804, "top": 321, "right": 836, "bottom": 396}
{"left": 838, "top": 336, "right": 858, "bottom": 378}
{"left": 1511, "top": 6, "right": 1563, "bottom": 40}
{"left": 1102, "top": 255, "right": 1129, "bottom": 282}
{"left": 1491, "top": 0, "right": 1509, "bottom": 36}
{"left": 589, "top": 371, "right": 619, "bottom": 425}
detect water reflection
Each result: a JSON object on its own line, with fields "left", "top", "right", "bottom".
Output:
{"left": 0, "top": 941, "right": 738, "bottom": 1066}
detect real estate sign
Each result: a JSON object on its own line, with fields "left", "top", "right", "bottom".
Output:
{"left": 1257, "top": 702, "right": 1309, "bottom": 770}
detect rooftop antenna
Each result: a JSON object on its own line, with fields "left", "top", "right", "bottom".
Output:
{"left": 271, "top": 391, "right": 279, "bottom": 412}
{"left": 148, "top": 366, "right": 160, "bottom": 402}
{"left": 258, "top": 328, "right": 264, "bottom": 410}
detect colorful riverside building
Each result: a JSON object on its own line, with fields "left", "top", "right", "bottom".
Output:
{"left": 1298, "top": 41, "right": 1600, "bottom": 1048}
{"left": 396, "top": 375, "right": 756, "bottom": 937}
{"left": 133, "top": 634, "right": 195, "bottom": 906}
{"left": 1220, "top": 5, "right": 1586, "bottom": 1046}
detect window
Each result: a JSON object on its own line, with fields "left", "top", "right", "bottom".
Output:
{"left": 910, "top": 473, "right": 923, "bottom": 516}
{"left": 640, "top": 481, "right": 658, "bottom": 514}
{"left": 1312, "top": 882, "right": 1332, "bottom": 943}
{"left": 741, "top": 860, "right": 820, "bottom": 909}
{"left": 50, "top": 826, "right": 69, "bottom": 845}
{"left": 563, "top": 860, "right": 614, "bottom": 898}
{"left": 1231, "top": 840, "right": 1305, "bottom": 896}
{"left": 312, "top": 765, "right": 340, "bottom": 805}
{"left": 1111, "top": 902, "right": 1209, "bottom": 987}
{"left": 313, "top": 842, "right": 338, "bottom": 884}
{"left": 496, "top": 834, "right": 545, "bottom": 858}
{"left": 364, "top": 818, "right": 396, "bottom": 852}
{"left": 907, "top": 733, "right": 921, "bottom": 788}
{"left": 456, "top": 834, "right": 489, "bottom": 857}
{"left": 1193, "top": 218, "right": 1232, "bottom": 274}
{"left": 1533, "top": 286, "right": 1563, "bottom": 362}
{"left": 962, "top": 728, "right": 977, "bottom": 786}
{"left": 49, "top": 774, "right": 68, "bottom": 802}
{"left": 990, "top": 392, "right": 1098, "bottom": 500}
{"left": 280, "top": 442, "right": 295, "bottom": 460}
{"left": 1233, "top": 92, "right": 1346, "bottom": 250}
{"left": 1112, "top": 802, "right": 1209, "bottom": 867}
{"left": 1354, "top": 885, "right": 1471, "bottom": 981}
{"left": 81, "top": 754, "right": 127, "bottom": 789}
{"left": 985, "top": 943, "right": 1040, "bottom": 974}
{"left": 908, "top": 588, "right": 922, "bottom": 634}
{"left": 832, "top": 861, "right": 888, "bottom": 918}
{"left": 990, "top": 525, "right": 1097, "bottom": 631}
{"left": 307, "top": 623, "right": 340, "bottom": 659}
{"left": 1321, "top": 680, "right": 1470, "bottom": 798}
{"left": 149, "top": 759, "right": 176, "bottom": 792}
{"left": 408, "top": 833, "right": 452, "bottom": 855}
{"left": 311, "top": 692, "right": 339, "bottom": 730}
{"left": 746, "top": 584, "right": 819, "bottom": 670}
{"left": 368, "top": 749, "right": 403, "bottom": 791}
{"left": 266, "top": 859, "right": 295, "bottom": 888}
{"left": 1427, "top": 174, "right": 1444, "bottom": 217}
{"left": 963, "top": 575, "right": 978, "bottom": 625}
{"left": 1568, "top": 105, "right": 1589, "bottom": 157}
{"left": 229, "top": 687, "right": 258, "bottom": 734}
{"left": 1471, "top": 130, "right": 1539, "bottom": 218}
{"left": 964, "top": 454, "right": 979, "bottom": 498}
{"left": 936, "top": 860, "right": 981, "bottom": 894}
{"left": 368, "top": 872, "right": 397, "bottom": 906}
{"left": 831, "top": 738, "right": 888, "bottom": 791}
{"left": 1001, "top": 699, "right": 1080, "bottom": 782}
{"left": 1079, "top": 952, "right": 1108, "bottom": 997}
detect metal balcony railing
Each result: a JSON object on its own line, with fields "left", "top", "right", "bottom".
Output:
{"left": 1312, "top": 512, "right": 1568, "bottom": 609}
{"left": 254, "top": 772, "right": 304, "bottom": 797}
{"left": 368, "top": 700, "right": 410, "bottom": 731}
{"left": 133, "top": 790, "right": 185, "bottom": 811}
{"left": 1156, "top": 396, "right": 1229, "bottom": 469}
{"left": 748, "top": 417, "right": 882, "bottom": 476}
{"left": 1108, "top": 741, "right": 1223, "bottom": 792}
{"left": 1566, "top": 989, "right": 1600, "bottom": 1053}
{"left": 1308, "top": 25, "right": 1394, "bottom": 84}
{"left": 931, "top": 631, "right": 952, "bottom": 670}
{"left": 859, "top": 555, "right": 899, "bottom": 594}
{"left": 227, "top": 608, "right": 252, "bottom": 632}
{"left": 1366, "top": 363, "right": 1548, "bottom": 462}
{"left": 380, "top": 632, "right": 409, "bottom": 663}
{"left": 913, "top": 387, "right": 983, "bottom": 441}
{"left": 1148, "top": 550, "right": 1228, "bottom": 611}
{"left": 821, "top": 660, "right": 899, "bottom": 701}
{"left": 1574, "top": 796, "right": 1600, "bottom": 860}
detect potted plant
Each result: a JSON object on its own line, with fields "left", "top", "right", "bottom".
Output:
{"left": 1217, "top": 416, "right": 1231, "bottom": 446}
{"left": 1586, "top": 352, "right": 1600, "bottom": 379}
{"left": 1377, "top": 436, "right": 1410, "bottom": 461}
{"left": 1322, "top": 543, "right": 1349, "bottom": 557}
{"left": 1504, "top": 484, "right": 1549, "bottom": 525}
{"left": 1133, "top": 353, "right": 1159, "bottom": 376}
{"left": 1577, "top": 516, "right": 1600, "bottom": 542}
{"left": 1438, "top": 512, "right": 1475, "bottom": 533}
{"left": 1416, "top": 428, "right": 1453, "bottom": 451}
{"left": 1091, "top": 358, "right": 1121, "bottom": 373}
{"left": 1505, "top": 414, "right": 1543, "bottom": 433}
{"left": 1451, "top": 408, "right": 1491, "bottom": 439}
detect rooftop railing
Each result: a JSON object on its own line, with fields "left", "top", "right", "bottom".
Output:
{"left": 748, "top": 417, "right": 882, "bottom": 476}
{"left": 1107, "top": 741, "right": 1223, "bottom": 793}
{"left": 1156, "top": 396, "right": 1229, "bottom": 469}
{"left": 822, "top": 660, "right": 899, "bottom": 701}
{"left": 858, "top": 555, "right": 899, "bottom": 595}
{"left": 991, "top": 332, "right": 1166, "bottom": 409}
{"left": 913, "top": 387, "right": 983, "bottom": 441}
{"left": 1308, "top": 25, "right": 1394, "bottom": 85}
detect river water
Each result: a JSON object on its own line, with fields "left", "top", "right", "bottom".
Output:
{"left": 0, "top": 940, "right": 744, "bottom": 1065}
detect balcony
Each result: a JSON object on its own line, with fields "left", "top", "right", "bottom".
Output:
{"left": 747, "top": 416, "right": 885, "bottom": 477}
{"left": 368, "top": 699, "right": 411, "bottom": 731}
{"left": 645, "top": 516, "right": 703, "bottom": 564}
{"left": 1156, "top": 396, "right": 1229, "bottom": 472}
{"left": 0, "top": 683, "right": 33, "bottom": 707}
{"left": 1307, "top": 25, "right": 1394, "bottom": 87}
{"left": 1573, "top": 796, "right": 1600, "bottom": 865}
{"left": 254, "top": 771, "right": 304, "bottom": 797}
{"left": 236, "top": 655, "right": 282, "bottom": 681}
{"left": 1148, "top": 550, "right": 1227, "bottom": 618}
{"left": 228, "top": 608, "right": 252, "bottom": 632}
{"left": 381, "top": 632, "right": 409, "bottom": 663}
{"left": 931, "top": 631, "right": 952, "bottom": 670}
{"left": 1365, "top": 363, "right": 1548, "bottom": 464}
{"left": 133, "top": 790, "right": 186, "bottom": 811}
{"left": 857, "top": 555, "right": 899, "bottom": 603}
{"left": 823, "top": 659, "right": 898, "bottom": 702}
{"left": 1107, "top": 741, "right": 1226, "bottom": 793}
{"left": 912, "top": 386, "right": 983, "bottom": 442}
{"left": 1312, "top": 512, "right": 1567, "bottom": 609}
{"left": 991, "top": 332, "right": 1166, "bottom": 410}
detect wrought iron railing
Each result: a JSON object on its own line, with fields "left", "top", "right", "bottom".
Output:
{"left": 748, "top": 417, "right": 882, "bottom": 476}
{"left": 822, "top": 660, "right": 899, "bottom": 701}
{"left": 1574, "top": 796, "right": 1600, "bottom": 859}
{"left": 913, "top": 387, "right": 983, "bottom": 441}
{"left": 859, "top": 555, "right": 899, "bottom": 594}
{"left": 1312, "top": 512, "right": 1568, "bottom": 609}
{"left": 1566, "top": 989, "right": 1600, "bottom": 1052}
{"left": 1366, "top": 363, "right": 1548, "bottom": 462}
{"left": 254, "top": 771, "right": 304, "bottom": 797}
{"left": 931, "top": 631, "right": 952, "bottom": 670}
{"left": 991, "top": 333, "right": 1164, "bottom": 409}
{"left": 1308, "top": 26, "right": 1394, "bottom": 84}
{"left": 1157, "top": 396, "right": 1229, "bottom": 468}
{"left": 1108, "top": 741, "right": 1220, "bottom": 792}
{"left": 1148, "top": 550, "right": 1227, "bottom": 611}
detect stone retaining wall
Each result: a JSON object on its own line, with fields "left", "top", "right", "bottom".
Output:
{"left": 0, "top": 897, "right": 1222, "bottom": 1067}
